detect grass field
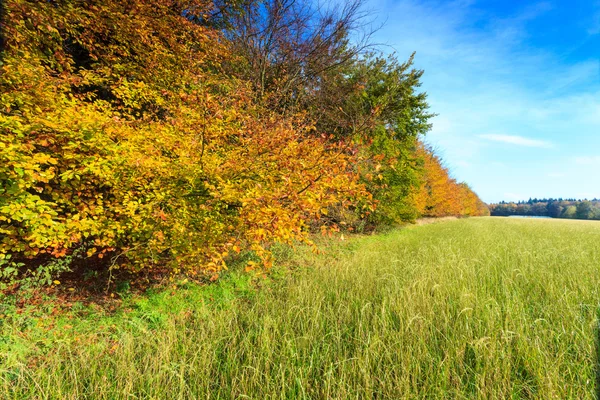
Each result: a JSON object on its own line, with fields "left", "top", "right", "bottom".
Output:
{"left": 2, "top": 217, "right": 600, "bottom": 399}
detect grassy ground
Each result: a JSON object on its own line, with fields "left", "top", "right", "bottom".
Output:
{"left": 1, "top": 217, "right": 600, "bottom": 399}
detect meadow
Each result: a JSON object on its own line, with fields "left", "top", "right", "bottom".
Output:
{"left": 2, "top": 217, "right": 600, "bottom": 399}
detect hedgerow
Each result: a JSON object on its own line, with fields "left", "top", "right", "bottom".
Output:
{"left": 0, "top": 0, "right": 487, "bottom": 286}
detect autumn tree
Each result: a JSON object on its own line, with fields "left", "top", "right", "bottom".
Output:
{"left": 1, "top": 0, "right": 489, "bottom": 287}
{"left": 222, "top": 0, "right": 372, "bottom": 110}
{"left": 0, "top": 0, "right": 368, "bottom": 285}
{"left": 411, "top": 143, "right": 488, "bottom": 218}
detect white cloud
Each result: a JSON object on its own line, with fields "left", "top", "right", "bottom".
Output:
{"left": 367, "top": 0, "right": 600, "bottom": 202}
{"left": 479, "top": 134, "right": 553, "bottom": 148}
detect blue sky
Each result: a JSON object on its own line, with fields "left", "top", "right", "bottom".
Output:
{"left": 366, "top": 0, "right": 600, "bottom": 203}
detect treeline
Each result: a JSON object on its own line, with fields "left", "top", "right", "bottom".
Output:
{"left": 0, "top": 0, "right": 487, "bottom": 285}
{"left": 489, "top": 199, "right": 600, "bottom": 220}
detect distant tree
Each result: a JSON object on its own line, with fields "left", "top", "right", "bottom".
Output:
{"left": 576, "top": 201, "right": 594, "bottom": 220}
{"left": 562, "top": 206, "right": 577, "bottom": 219}
{"left": 548, "top": 201, "right": 563, "bottom": 218}
{"left": 517, "top": 203, "right": 532, "bottom": 215}
{"left": 592, "top": 204, "right": 600, "bottom": 220}
{"left": 531, "top": 202, "right": 548, "bottom": 216}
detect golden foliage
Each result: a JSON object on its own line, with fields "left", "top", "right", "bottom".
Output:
{"left": 0, "top": 0, "right": 367, "bottom": 279}
{"left": 1, "top": 0, "right": 485, "bottom": 284}
{"left": 409, "top": 142, "right": 488, "bottom": 218}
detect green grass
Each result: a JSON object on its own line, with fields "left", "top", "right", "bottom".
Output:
{"left": 2, "top": 217, "right": 600, "bottom": 399}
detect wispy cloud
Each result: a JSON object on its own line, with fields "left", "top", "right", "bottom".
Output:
{"left": 479, "top": 134, "right": 553, "bottom": 148}
{"left": 368, "top": 0, "right": 600, "bottom": 202}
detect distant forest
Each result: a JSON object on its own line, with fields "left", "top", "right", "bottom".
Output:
{"left": 489, "top": 199, "right": 600, "bottom": 220}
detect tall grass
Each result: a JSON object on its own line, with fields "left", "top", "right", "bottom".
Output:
{"left": 2, "top": 217, "right": 600, "bottom": 399}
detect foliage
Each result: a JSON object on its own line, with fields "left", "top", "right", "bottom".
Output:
{"left": 409, "top": 143, "right": 489, "bottom": 218}
{"left": 1, "top": 0, "right": 367, "bottom": 282}
{"left": 489, "top": 198, "right": 600, "bottom": 220}
{"left": 342, "top": 55, "right": 437, "bottom": 225}
{"left": 1, "top": 0, "right": 486, "bottom": 285}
